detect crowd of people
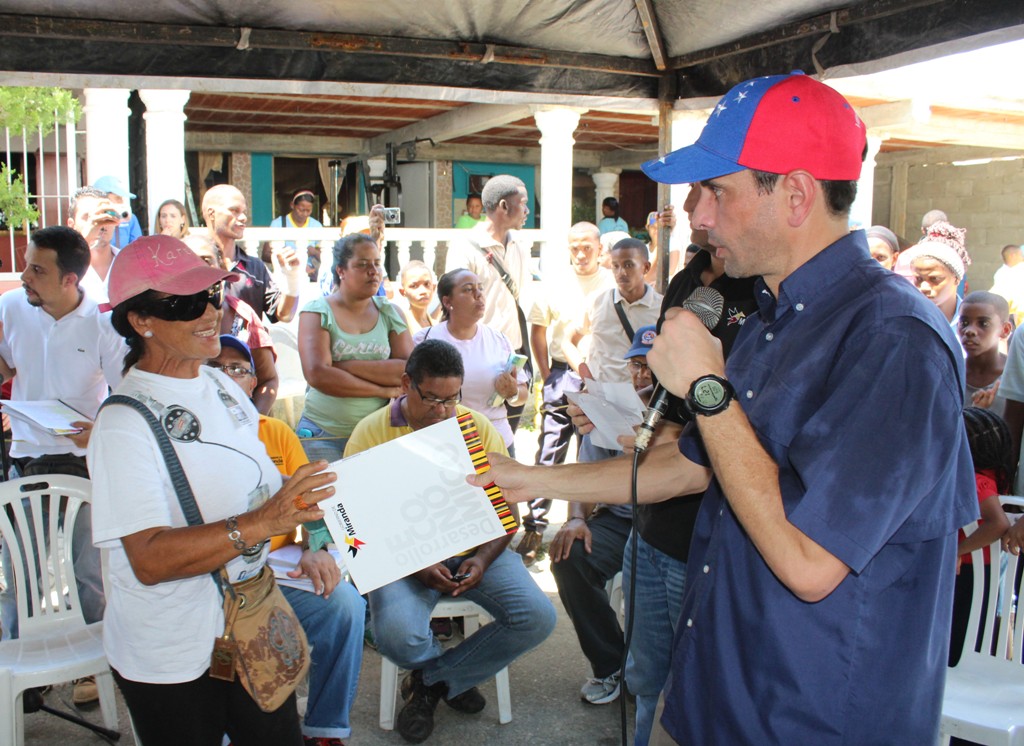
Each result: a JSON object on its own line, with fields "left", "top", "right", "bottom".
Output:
{"left": 1, "top": 70, "right": 1022, "bottom": 746}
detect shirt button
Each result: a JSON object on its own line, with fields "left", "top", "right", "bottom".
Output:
{"left": 745, "top": 390, "right": 754, "bottom": 399}
{"left": 703, "top": 565, "right": 710, "bottom": 574}
{"left": 795, "top": 303, "right": 805, "bottom": 311}
{"left": 686, "top": 618, "right": 694, "bottom": 628}
{"left": 765, "top": 332, "right": 774, "bottom": 341}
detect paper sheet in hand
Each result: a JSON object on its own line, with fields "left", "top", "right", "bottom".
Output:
{"left": 268, "top": 544, "right": 344, "bottom": 593}
{"left": 1, "top": 400, "right": 90, "bottom": 436}
{"left": 318, "top": 416, "right": 511, "bottom": 593}
{"left": 567, "top": 380, "right": 644, "bottom": 451}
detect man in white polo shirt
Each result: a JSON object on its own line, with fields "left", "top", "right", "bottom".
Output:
{"left": 0, "top": 225, "right": 126, "bottom": 703}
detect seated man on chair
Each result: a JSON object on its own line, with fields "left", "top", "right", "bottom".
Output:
{"left": 343, "top": 339, "right": 556, "bottom": 744}
{"left": 208, "top": 335, "right": 365, "bottom": 746}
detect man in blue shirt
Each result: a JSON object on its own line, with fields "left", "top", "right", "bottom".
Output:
{"left": 475, "top": 72, "right": 977, "bottom": 744}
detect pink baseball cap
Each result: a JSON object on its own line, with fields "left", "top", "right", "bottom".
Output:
{"left": 103, "top": 235, "right": 239, "bottom": 310}
{"left": 642, "top": 72, "right": 866, "bottom": 184}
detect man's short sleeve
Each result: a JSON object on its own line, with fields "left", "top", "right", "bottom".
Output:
{"left": 784, "top": 318, "right": 975, "bottom": 573}
{"left": 528, "top": 288, "right": 553, "bottom": 327}
{"left": 1000, "top": 325, "right": 1024, "bottom": 403}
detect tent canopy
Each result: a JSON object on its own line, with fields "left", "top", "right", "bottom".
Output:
{"left": 0, "top": 0, "right": 1021, "bottom": 100}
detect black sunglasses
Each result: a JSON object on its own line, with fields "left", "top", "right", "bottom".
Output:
{"left": 145, "top": 283, "right": 224, "bottom": 322}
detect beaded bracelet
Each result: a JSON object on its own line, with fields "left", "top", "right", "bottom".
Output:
{"left": 225, "top": 515, "right": 246, "bottom": 551}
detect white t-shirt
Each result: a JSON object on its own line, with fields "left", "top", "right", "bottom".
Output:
{"left": 529, "top": 268, "right": 614, "bottom": 363}
{"left": 412, "top": 321, "right": 528, "bottom": 447}
{"left": 89, "top": 367, "right": 282, "bottom": 684}
{"left": 446, "top": 224, "right": 533, "bottom": 349}
{"left": 0, "top": 289, "right": 125, "bottom": 457}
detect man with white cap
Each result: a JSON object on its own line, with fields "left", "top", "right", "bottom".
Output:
{"left": 92, "top": 175, "right": 142, "bottom": 250}
{"left": 474, "top": 71, "right": 976, "bottom": 744}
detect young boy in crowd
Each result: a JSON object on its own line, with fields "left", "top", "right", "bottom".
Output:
{"left": 959, "top": 290, "right": 1013, "bottom": 417}
{"left": 397, "top": 260, "right": 439, "bottom": 334}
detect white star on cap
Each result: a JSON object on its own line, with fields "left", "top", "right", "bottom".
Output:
{"left": 715, "top": 102, "right": 727, "bottom": 117}
{"left": 735, "top": 91, "right": 748, "bottom": 103}
{"left": 659, "top": 156, "right": 667, "bottom": 164}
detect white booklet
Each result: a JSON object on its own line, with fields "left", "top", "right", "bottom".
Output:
{"left": 268, "top": 544, "right": 345, "bottom": 593}
{"left": 2, "top": 399, "right": 91, "bottom": 436}
{"left": 318, "top": 414, "right": 517, "bottom": 593}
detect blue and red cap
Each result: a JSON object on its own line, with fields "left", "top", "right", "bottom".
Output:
{"left": 642, "top": 72, "right": 866, "bottom": 184}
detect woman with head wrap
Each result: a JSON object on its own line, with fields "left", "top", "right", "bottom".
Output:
{"left": 866, "top": 225, "right": 900, "bottom": 270}
{"left": 900, "top": 221, "right": 971, "bottom": 325}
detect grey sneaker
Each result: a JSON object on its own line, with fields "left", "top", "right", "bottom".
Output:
{"left": 580, "top": 672, "right": 621, "bottom": 705}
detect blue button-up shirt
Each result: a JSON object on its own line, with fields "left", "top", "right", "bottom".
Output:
{"left": 664, "top": 231, "right": 977, "bottom": 745}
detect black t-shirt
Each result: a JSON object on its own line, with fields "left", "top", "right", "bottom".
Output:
{"left": 225, "top": 248, "right": 283, "bottom": 324}
{"left": 636, "top": 249, "right": 759, "bottom": 561}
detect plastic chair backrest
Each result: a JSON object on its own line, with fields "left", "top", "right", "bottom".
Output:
{"left": 958, "top": 519, "right": 1023, "bottom": 666}
{"left": 0, "top": 475, "right": 93, "bottom": 638}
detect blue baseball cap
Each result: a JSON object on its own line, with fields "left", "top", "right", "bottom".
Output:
{"left": 642, "top": 72, "right": 865, "bottom": 185}
{"left": 92, "top": 175, "right": 135, "bottom": 200}
{"left": 218, "top": 334, "right": 255, "bottom": 371}
{"left": 625, "top": 325, "right": 657, "bottom": 359}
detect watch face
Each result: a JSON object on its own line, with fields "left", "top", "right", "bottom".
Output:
{"left": 693, "top": 379, "right": 726, "bottom": 408}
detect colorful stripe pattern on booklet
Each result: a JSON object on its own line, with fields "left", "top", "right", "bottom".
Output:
{"left": 457, "top": 411, "right": 517, "bottom": 535}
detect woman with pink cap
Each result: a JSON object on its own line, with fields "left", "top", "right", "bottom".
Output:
{"left": 88, "top": 235, "right": 335, "bottom": 745}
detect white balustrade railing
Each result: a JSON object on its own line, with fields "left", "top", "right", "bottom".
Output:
{"left": 237, "top": 227, "right": 549, "bottom": 278}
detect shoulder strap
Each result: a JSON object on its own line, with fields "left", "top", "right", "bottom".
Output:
{"left": 613, "top": 299, "right": 636, "bottom": 343}
{"left": 475, "top": 245, "right": 519, "bottom": 300}
{"left": 100, "top": 394, "right": 222, "bottom": 591}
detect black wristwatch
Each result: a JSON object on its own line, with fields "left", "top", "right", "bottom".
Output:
{"left": 685, "top": 374, "right": 735, "bottom": 417}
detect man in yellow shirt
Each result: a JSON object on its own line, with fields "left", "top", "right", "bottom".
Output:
{"left": 345, "top": 339, "right": 555, "bottom": 744}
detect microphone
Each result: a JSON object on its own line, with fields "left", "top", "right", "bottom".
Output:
{"left": 634, "top": 286, "right": 724, "bottom": 452}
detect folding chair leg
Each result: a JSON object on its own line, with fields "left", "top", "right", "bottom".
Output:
{"left": 379, "top": 657, "right": 399, "bottom": 730}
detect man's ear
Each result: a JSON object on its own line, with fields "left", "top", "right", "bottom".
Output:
{"left": 400, "top": 372, "right": 413, "bottom": 395}
{"left": 780, "top": 171, "right": 818, "bottom": 228}
{"left": 1001, "top": 319, "right": 1014, "bottom": 340}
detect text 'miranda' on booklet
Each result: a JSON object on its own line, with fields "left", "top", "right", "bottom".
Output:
{"left": 318, "top": 413, "right": 516, "bottom": 593}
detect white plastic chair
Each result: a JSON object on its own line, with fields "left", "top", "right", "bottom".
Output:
{"left": 0, "top": 475, "right": 118, "bottom": 745}
{"left": 939, "top": 514, "right": 1024, "bottom": 745}
{"left": 379, "top": 597, "right": 512, "bottom": 730}
{"left": 606, "top": 570, "right": 624, "bottom": 624}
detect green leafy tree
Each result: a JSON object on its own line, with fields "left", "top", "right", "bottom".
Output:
{"left": 0, "top": 87, "right": 80, "bottom": 230}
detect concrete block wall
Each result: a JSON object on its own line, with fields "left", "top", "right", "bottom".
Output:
{"left": 874, "top": 155, "right": 1024, "bottom": 291}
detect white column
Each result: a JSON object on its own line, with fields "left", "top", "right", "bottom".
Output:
{"left": 591, "top": 170, "right": 620, "bottom": 222}
{"left": 139, "top": 89, "right": 191, "bottom": 230}
{"left": 851, "top": 134, "right": 883, "bottom": 230}
{"left": 533, "top": 107, "right": 584, "bottom": 273}
{"left": 667, "top": 110, "right": 709, "bottom": 252}
{"left": 82, "top": 88, "right": 131, "bottom": 187}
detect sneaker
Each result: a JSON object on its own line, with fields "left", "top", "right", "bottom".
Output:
{"left": 396, "top": 669, "right": 444, "bottom": 744}
{"left": 443, "top": 686, "right": 486, "bottom": 714}
{"left": 580, "top": 672, "right": 621, "bottom": 705}
{"left": 303, "top": 738, "right": 345, "bottom": 746}
{"left": 399, "top": 672, "right": 486, "bottom": 715}
{"left": 72, "top": 676, "right": 99, "bottom": 706}
{"left": 515, "top": 530, "right": 543, "bottom": 566}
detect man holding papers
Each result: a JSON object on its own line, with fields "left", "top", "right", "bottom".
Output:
{"left": 344, "top": 339, "right": 555, "bottom": 744}
{"left": 0, "top": 225, "right": 126, "bottom": 705}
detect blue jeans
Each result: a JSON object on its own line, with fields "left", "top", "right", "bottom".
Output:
{"left": 296, "top": 417, "right": 348, "bottom": 465}
{"left": 281, "top": 581, "right": 365, "bottom": 740}
{"left": 622, "top": 532, "right": 687, "bottom": 746}
{"left": 369, "top": 549, "right": 556, "bottom": 697}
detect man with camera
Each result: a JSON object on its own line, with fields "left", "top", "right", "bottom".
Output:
{"left": 67, "top": 186, "right": 122, "bottom": 303}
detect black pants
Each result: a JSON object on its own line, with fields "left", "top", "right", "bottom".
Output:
{"left": 113, "top": 668, "right": 302, "bottom": 746}
{"left": 550, "top": 509, "right": 632, "bottom": 678}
